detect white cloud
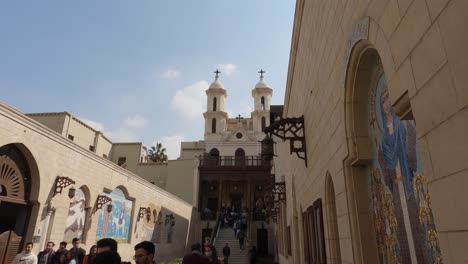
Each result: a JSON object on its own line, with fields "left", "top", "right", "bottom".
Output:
{"left": 218, "top": 64, "right": 237, "bottom": 76}
{"left": 161, "top": 68, "right": 181, "bottom": 79}
{"left": 105, "top": 128, "right": 138, "bottom": 142}
{"left": 171, "top": 80, "right": 209, "bottom": 120}
{"left": 79, "top": 117, "right": 105, "bottom": 131}
{"left": 124, "top": 115, "right": 148, "bottom": 129}
{"left": 154, "top": 135, "right": 185, "bottom": 160}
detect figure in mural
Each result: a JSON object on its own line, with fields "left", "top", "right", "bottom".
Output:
{"left": 368, "top": 66, "right": 442, "bottom": 264}
{"left": 64, "top": 188, "right": 86, "bottom": 241}
{"left": 96, "top": 188, "right": 133, "bottom": 243}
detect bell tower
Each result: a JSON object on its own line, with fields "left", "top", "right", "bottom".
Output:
{"left": 203, "top": 70, "right": 228, "bottom": 137}
{"left": 252, "top": 69, "right": 272, "bottom": 133}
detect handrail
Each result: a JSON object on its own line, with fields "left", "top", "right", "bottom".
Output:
{"left": 213, "top": 214, "right": 222, "bottom": 246}
{"left": 210, "top": 212, "right": 221, "bottom": 245}
{"left": 200, "top": 155, "right": 271, "bottom": 167}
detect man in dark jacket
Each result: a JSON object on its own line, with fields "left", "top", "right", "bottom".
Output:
{"left": 69, "top": 238, "right": 86, "bottom": 264}
{"left": 50, "top": 241, "right": 67, "bottom": 264}
{"left": 38, "top": 241, "right": 55, "bottom": 264}
{"left": 222, "top": 243, "right": 230, "bottom": 264}
{"left": 182, "top": 243, "right": 209, "bottom": 264}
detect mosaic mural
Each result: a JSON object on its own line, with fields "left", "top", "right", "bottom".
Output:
{"left": 96, "top": 188, "right": 133, "bottom": 243}
{"left": 368, "top": 63, "right": 442, "bottom": 263}
{"left": 64, "top": 188, "right": 86, "bottom": 242}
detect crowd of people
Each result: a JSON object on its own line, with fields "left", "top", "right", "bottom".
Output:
{"left": 219, "top": 207, "right": 249, "bottom": 251}
{"left": 182, "top": 243, "right": 257, "bottom": 264}
{"left": 12, "top": 237, "right": 156, "bottom": 264}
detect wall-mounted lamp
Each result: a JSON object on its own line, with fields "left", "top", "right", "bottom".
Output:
{"left": 96, "top": 195, "right": 113, "bottom": 213}
{"left": 165, "top": 213, "right": 175, "bottom": 226}
{"left": 53, "top": 176, "right": 76, "bottom": 197}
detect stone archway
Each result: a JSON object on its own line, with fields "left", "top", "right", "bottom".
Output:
{"left": 0, "top": 143, "right": 40, "bottom": 264}
{"left": 344, "top": 43, "right": 442, "bottom": 263}
{"left": 325, "top": 173, "right": 341, "bottom": 264}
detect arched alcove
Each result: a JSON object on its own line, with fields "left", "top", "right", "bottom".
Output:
{"left": 344, "top": 42, "right": 442, "bottom": 263}
{"left": 211, "top": 118, "right": 217, "bottom": 133}
{"left": 325, "top": 173, "right": 341, "bottom": 263}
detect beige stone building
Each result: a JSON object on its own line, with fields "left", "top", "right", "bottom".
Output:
{"left": 0, "top": 104, "right": 200, "bottom": 263}
{"left": 272, "top": 0, "right": 468, "bottom": 263}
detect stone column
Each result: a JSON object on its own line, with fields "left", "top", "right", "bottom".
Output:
{"left": 247, "top": 180, "right": 252, "bottom": 210}
{"left": 39, "top": 206, "right": 55, "bottom": 250}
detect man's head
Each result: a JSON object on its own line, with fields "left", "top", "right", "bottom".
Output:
{"left": 72, "top": 238, "right": 81, "bottom": 248}
{"left": 225, "top": 243, "right": 229, "bottom": 247}
{"left": 46, "top": 241, "right": 55, "bottom": 252}
{"left": 96, "top": 238, "right": 118, "bottom": 253}
{"left": 191, "top": 243, "right": 202, "bottom": 252}
{"left": 134, "top": 241, "right": 155, "bottom": 264}
{"left": 59, "top": 242, "right": 67, "bottom": 250}
{"left": 24, "top": 242, "right": 33, "bottom": 254}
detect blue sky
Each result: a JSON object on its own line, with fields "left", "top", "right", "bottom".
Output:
{"left": 0, "top": 1, "right": 295, "bottom": 159}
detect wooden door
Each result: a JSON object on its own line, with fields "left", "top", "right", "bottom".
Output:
{"left": 0, "top": 231, "right": 22, "bottom": 264}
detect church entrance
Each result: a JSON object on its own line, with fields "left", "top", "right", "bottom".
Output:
{"left": 230, "top": 193, "right": 242, "bottom": 210}
{"left": 0, "top": 145, "right": 35, "bottom": 264}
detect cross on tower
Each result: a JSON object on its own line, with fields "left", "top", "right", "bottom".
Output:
{"left": 236, "top": 114, "right": 244, "bottom": 123}
{"left": 259, "top": 69, "right": 266, "bottom": 78}
{"left": 214, "top": 69, "right": 221, "bottom": 78}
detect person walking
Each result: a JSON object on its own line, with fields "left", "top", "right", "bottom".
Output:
{"left": 238, "top": 230, "right": 245, "bottom": 250}
{"left": 82, "top": 245, "right": 97, "bottom": 264}
{"left": 248, "top": 247, "right": 257, "bottom": 264}
{"left": 38, "top": 241, "right": 55, "bottom": 264}
{"left": 222, "top": 243, "right": 230, "bottom": 264}
{"left": 204, "top": 245, "right": 220, "bottom": 264}
{"left": 12, "top": 242, "right": 38, "bottom": 264}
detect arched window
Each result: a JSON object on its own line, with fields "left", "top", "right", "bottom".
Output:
{"left": 213, "top": 97, "right": 217, "bottom": 111}
{"left": 261, "top": 117, "right": 266, "bottom": 132}
{"left": 261, "top": 96, "right": 265, "bottom": 110}
{"left": 235, "top": 148, "right": 245, "bottom": 166}
{"left": 209, "top": 148, "right": 220, "bottom": 157}
{"left": 211, "top": 118, "right": 216, "bottom": 133}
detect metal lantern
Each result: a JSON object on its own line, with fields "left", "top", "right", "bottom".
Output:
{"left": 68, "top": 186, "right": 76, "bottom": 199}
{"left": 261, "top": 135, "right": 275, "bottom": 160}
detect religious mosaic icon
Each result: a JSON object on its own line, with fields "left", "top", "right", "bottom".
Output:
{"left": 368, "top": 61, "right": 442, "bottom": 264}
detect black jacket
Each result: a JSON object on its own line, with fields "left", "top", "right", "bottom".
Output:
{"left": 222, "top": 246, "right": 230, "bottom": 257}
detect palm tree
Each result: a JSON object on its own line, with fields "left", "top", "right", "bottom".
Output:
{"left": 147, "top": 142, "right": 168, "bottom": 163}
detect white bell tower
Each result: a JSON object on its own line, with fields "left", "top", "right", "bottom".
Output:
{"left": 203, "top": 69, "right": 228, "bottom": 137}
{"left": 251, "top": 69, "right": 272, "bottom": 133}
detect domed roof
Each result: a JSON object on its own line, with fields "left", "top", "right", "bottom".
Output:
{"left": 208, "top": 76, "right": 225, "bottom": 90}
{"left": 254, "top": 69, "right": 272, "bottom": 90}
{"left": 254, "top": 76, "right": 271, "bottom": 89}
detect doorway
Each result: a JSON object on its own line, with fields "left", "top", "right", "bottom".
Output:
{"left": 0, "top": 145, "right": 36, "bottom": 264}
{"left": 257, "top": 228, "right": 268, "bottom": 256}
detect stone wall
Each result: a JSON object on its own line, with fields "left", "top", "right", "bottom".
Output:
{"left": 0, "top": 102, "right": 197, "bottom": 262}
{"left": 276, "top": 0, "right": 468, "bottom": 263}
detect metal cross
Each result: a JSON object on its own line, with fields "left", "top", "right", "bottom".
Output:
{"left": 214, "top": 69, "right": 221, "bottom": 78}
{"left": 258, "top": 69, "right": 265, "bottom": 77}
{"left": 236, "top": 114, "right": 243, "bottom": 123}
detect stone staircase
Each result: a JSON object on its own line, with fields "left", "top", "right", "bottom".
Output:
{"left": 214, "top": 227, "right": 248, "bottom": 264}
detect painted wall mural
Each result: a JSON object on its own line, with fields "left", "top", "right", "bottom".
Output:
{"left": 96, "top": 188, "right": 133, "bottom": 243}
{"left": 368, "top": 63, "right": 442, "bottom": 263}
{"left": 135, "top": 206, "right": 158, "bottom": 243}
{"left": 64, "top": 188, "right": 86, "bottom": 242}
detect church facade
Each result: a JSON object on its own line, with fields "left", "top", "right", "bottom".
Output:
{"left": 273, "top": 0, "right": 468, "bottom": 263}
